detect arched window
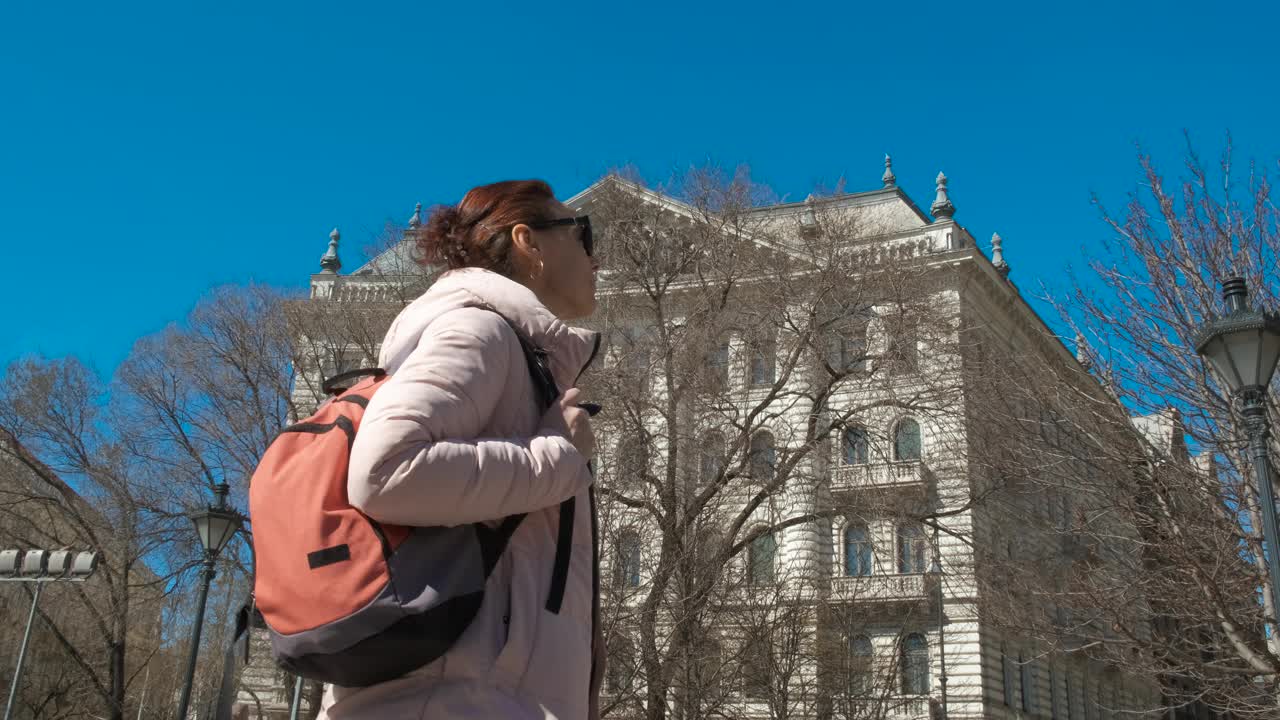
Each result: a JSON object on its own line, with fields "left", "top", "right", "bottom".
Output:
{"left": 614, "top": 529, "right": 642, "bottom": 589}
{"left": 844, "top": 524, "right": 873, "bottom": 577}
{"left": 894, "top": 418, "right": 922, "bottom": 461}
{"left": 900, "top": 633, "right": 929, "bottom": 694}
{"left": 749, "top": 432, "right": 776, "bottom": 482}
{"left": 848, "top": 634, "right": 873, "bottom": 693}
{"left": 700, "top": 431, "right": 725, "bottom": 486}
{"left": 748, "top": 532, "right": 777, "bottom": 585}
{"left": 897, "top": 524, "right": 927, "bottom": 574}
{"left": 842, "top": 426, "right": 869, "bottom": 465}
{"left": 606, "top": 635, "right": 637, "bottom": 695}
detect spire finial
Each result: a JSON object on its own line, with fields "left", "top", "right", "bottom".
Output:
{"left": 1075, "top": 332, "right": 1093, "bottom": 370}
{"left": 882, "top": 154, "right": 896, "bottom": 188}
{"left": 408, "top": 202, "right": 423, "bottom": 230}
{"left": 991, "top": 232, "right": 1009, "bottom": 277}
{"left": 320, "top": 227, "right": 342, "bottom": 273}
{"left": 800, "top": 194, "right": 818, "bottom": 231}
{"left": 931, "top": 171, "right": 956, "bottom": 221}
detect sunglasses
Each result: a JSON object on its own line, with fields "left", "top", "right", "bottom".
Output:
{"left": 527, "top": 215, "right": 593, "bottom": 257}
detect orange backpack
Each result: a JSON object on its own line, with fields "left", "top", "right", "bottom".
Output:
{"left": 249, "top": 310, "right": 559, "bottom": 687}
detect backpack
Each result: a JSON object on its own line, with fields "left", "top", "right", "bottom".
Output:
{"left": 249, "top": 309, "right": 561, "bottom": 687}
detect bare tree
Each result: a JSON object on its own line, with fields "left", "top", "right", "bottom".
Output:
{"left": 972, "top": 139, "right": 1280, "bottom": 718}
{"left": 578, "top": 168, "right": 972, "bottom": 719}
{"left": 0, "top": 362, "right": 169, "bottom": 720}
{"left": 0, "top": 284, "right": 312, "bottom": 720}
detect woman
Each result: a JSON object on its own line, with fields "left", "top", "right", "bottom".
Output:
{"left": 319, "top": 180, "right": 605, "bottom": 719}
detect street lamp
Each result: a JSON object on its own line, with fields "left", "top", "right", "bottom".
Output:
{"left": 176, "top": 483, "right": 244, "bottom": 720}
{"left": 926, "top": 530, "right": 948, "bottom": 720}
{"left": 1194, "top": 277, "right": 1280, "bottom": 622}
{"left": 2, "top": 549, "right": 99, "bottom": 720}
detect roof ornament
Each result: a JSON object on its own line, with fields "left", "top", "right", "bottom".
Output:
{"left": 408, "top": 202, "right": 423, "bottom": 230}
{"left": 991, "top": 232, "right": 1010, "bottom": 277}
{"left": 320, "top": 227, "right": 342, "bottom": 273}
{"left": 882, "top": 154, "right": 896, "bottom": 188}
{"left": 1075, "top": 332, "right": 1093, "bottom": 370}
{"left": 801, "top": 194, "right": 818, "bottom": 231}
{"left": 931, "top": 171, "right": 956, "bottom": 221}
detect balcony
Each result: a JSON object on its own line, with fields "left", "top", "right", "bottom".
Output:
{"left": 887, "top": 696, "right": 934, "bottom": 719}
{"left": 830, "top": 461, "right": 929, "bottom": 495}
{"left": 829, "top": 572, "right": 935, "bottom": 604}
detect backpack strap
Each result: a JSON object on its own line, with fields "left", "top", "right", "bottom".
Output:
{"left": 462, "top": 304, "right": 566, "bottom": 583}
{"left": 321, "top": 367, "right": 387, "bottom": 396}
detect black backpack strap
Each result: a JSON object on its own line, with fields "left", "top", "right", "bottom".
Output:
{"left": 465, "top": 304, "right": 565, "bottom": 582}
{"left": 477, "top": 513, "right": 527, "bottom": 575}
{"left": 545, "top": 495, "right": 576, "bottom": 613}
{"left": 465, "top": 304, "right": 580, "bottom": 614}
{"left": 321, "top": 367, "right": 387, "bottom": 396}
{"left": 462, "top": 302, "right": 560, "bottom": 411}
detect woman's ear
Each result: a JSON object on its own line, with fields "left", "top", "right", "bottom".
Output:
{"left": 509, "top": 223, "right": 541, "bottom": 281}
{"left": 510, "top": 223, "right": 539, "bottom": 257}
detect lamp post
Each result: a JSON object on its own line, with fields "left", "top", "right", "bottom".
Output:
{"left": 176, "top": 483, "right": 243, "bottom": 720}
{"left": 1194, "top": 277, "right": 1280, "bottom": 622}
{"left": 2, "top": 549, "right": 100, "bottom": 720}
{"left": 927, "top": 529, "right": 948, "bottom": 720}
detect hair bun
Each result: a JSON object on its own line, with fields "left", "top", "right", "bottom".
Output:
{"left": 420, "top": 204, "right": 468, "bottom": 266}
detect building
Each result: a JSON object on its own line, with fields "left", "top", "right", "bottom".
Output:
{"left": 244, "top": 160, "right": 1177, "bottom": 719}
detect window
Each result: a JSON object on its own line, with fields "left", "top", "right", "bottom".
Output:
{"left": 844, "top": 524, "right": 873, "bottom": 577}
{"left": 1021, "top": 653, "right": 1037, "bottom": 713}
{"left": 614, "top": 437, "right": 649, "bottom": 491}
{"left": 1066, "top": 674, "right": 1076, "bottom": 720}
{"left": 1001, "top": 645, "right": 1015, "bottom": 706}
{"left": 1050, "top": 665, "right": 1060, "bottom": 720}
{"left": 743, "top": 636, "right": 773, "bottom": 699}
{"left": 894, "top": 418, "right": 922, "bottom": 461}
{"left": 848, "top": 635, "right": 873, "bottom": 693}
{"left": 897, "top": 524, "right": 927, "bottom": 574}
{"left": 900, "top": 633, "right": 929, "bottom": 695}
{"left": 707, "top": 340, "right": 730, "bottom": 391}
{"left": 693, "top": 636, "right": 724, "bottom": 697}
{"left": 749, "top": 336, "right": 776, "bottom": 386}
{"left": 749, "top": 432, "right": 776, "bottom": 482}
{"left": 889, "top": 316, "right": 919, "bottom": 372}
{"left": 614, "top": 530, "right": 642, "bottom": 589}
{"left": 616, "top": 326, "right": 650, "bottom": 386}
{"left": 825, "top": 303, "right": 871, "bottom": 373}
{"left": 699, "top": 432, "right": 725, "bottom": 486}
{"left": 840, "top": 324, "right": 869, "bottom": 372}
{"left": 829, "top": 322, "right": 869, "bottom": 373}
{"left": 748, "top": 532, "right": 777, "bottom": 585}
{"left": 606, "top": 635, "right": 636, "bottom": 695}
{"left": 842, "top": 426, "right": 869, "bottom": 465}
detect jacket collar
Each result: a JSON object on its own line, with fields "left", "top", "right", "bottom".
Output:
{"left": 432, "top": 268, "right": 602, "bottom": 389}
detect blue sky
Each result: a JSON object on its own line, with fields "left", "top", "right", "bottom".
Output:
{"left": 3, "top": 0, "right": 1276, "bottom": 376}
